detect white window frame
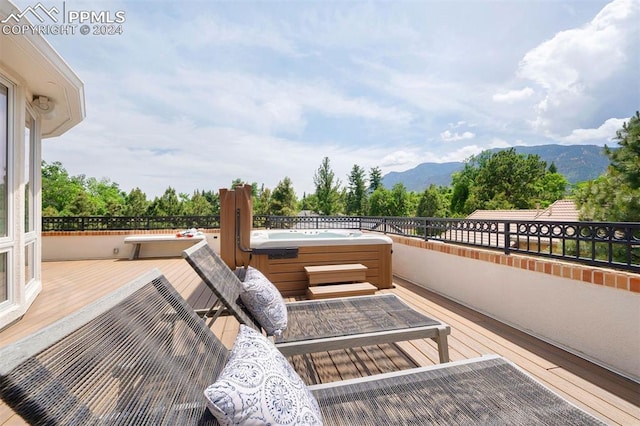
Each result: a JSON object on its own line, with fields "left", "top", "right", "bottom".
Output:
{"left": 24, "top": 106, "right": 38, "bottom": 288}
{"left": 0, "top": 75, "right": 14, "bottom": 312}
{"left": 24, "top": 109, "right": 36, "bottom": 234}
{"left": 0, "top": 75, "right": 12, "bottom": 243}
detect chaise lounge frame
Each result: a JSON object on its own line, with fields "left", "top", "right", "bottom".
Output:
{"left": 182, "top": 240, "right": 451, "bottom": 362}
{"left": 0, "top": 269, "right": 605, "bottom": 425}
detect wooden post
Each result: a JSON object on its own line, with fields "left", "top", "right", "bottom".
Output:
{"left": 219, "top": 184, "right": 253, "bottom": 268}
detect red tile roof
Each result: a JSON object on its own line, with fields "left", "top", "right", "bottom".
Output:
{"left": 534, "top": 199, "right": 580, "bottom": 222}
{"left": 467, "top": 200, "right": 579, "bottom": 222}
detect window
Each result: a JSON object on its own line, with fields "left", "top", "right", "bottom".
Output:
{"left": 0, "top": 83, "right": 7, "bottom": 239}
{"left": 0, "top": 83, "right": 7, "bottom": 303}
{"left": 0, "top": 252, "right": 6, "bottom": 303}
{"left": 24, "top": 113, "right": 35, "bottom": 233}
{"left": 24, "top": 110, "right": 36, "bottom": 288}
{"left": 25, "top": 242, "right": 35, "bottom": 286}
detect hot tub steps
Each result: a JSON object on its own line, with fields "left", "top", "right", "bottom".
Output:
{"left": 304, "top": 263, "right": 377, "bottom": 299}
{"left": 304, "top": 263, "right": 368, "bottom": 285}
{"left": 307, "top": 282, "right": 378, "bottom": 299}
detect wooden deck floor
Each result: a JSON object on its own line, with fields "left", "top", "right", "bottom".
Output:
{"left": 1, "top": 257, "right": 638, "bottom": 425}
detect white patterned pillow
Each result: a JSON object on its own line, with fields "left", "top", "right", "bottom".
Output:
{"left": 239, "top": 267, "right": 288, "bottom": 337}
{"left": 204, "top": 325, "right": 323, "bottom": 425}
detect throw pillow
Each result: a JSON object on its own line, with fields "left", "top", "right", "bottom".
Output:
{"left": 238, "top": 267, "right": 288, "bottom": 337}
{"left": 204, "top": 325, "right": 323, "bottom": 425}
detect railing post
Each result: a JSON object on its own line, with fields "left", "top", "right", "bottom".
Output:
{"left": 504, "top": 220, "right": 510, "bottom": 255}
{"left": 625, "top": 225, "right": 632, "bottom": 267}
{"left": 424, "top": 218, "right": 431, "bottom": 241}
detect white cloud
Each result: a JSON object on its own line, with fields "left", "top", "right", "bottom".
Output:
{"left": 293, "top": 3, "right": 420, "bottom": 49}
{"left": 302, "top": 85, "right": 413, "bottom": 124}
{"left": 179, "top": 14, "right": 298, "bottom": 55}
{"left": 440, "top": 130, "right": 475, "bottom": 142}
{"left": 492, "top": 87, "right": 535, "bottom": 103}
{"left": 384, "top": 72, "right": 482, "bottom": 116}
{"left": 560, "top": 117, "right": 628, "bottom": 143}
{"left": 520, "top": 0, "right": 635, "bottom": 91}
{"left": 488, "top": 138, "right": 512, "bottom": 149}
{"left": 45, "top": 73, "right": 403, "bottom": 197}
{"left": 435, "top": 145, "right": 485, "bottom": 163}
{"left": 518, "top": 0, "right": 639, "bottom": 135}
{"left": 380, "top": 150, "right": 421, "bottom": 168}
{"left": 118, "top": 68, "right": 413, "bottom": 137}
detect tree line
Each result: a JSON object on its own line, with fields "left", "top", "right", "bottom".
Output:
{"left": 42, "top": 112, "right": 639, "bottom": 222}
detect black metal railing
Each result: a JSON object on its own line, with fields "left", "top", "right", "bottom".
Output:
{"left": 42, "top": 215, "right": 640, "bottom": 272}
{"left": 42, "top": 215, "right": 220, "bottom": 231}
{"left": 253, "top": 215, "right": 361, "bottom": 230}
{"left": 359, "top": 216, "right": 640, "bottom": 273}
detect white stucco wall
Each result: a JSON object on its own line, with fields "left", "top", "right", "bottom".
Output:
{"left": 42, "top": 233, "right": 221, "bottom": 261}
{"left": 393, "top": 242, "right": 640, "bottom": 382}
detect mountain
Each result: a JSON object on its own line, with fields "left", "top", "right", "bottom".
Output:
{"left": 382, "top": 144, "right": 610, "bottom": 192}
{"left": 383, "top": 162, "right": 462, "bottom": 190}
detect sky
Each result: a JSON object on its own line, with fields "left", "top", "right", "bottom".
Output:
{"left": 16, "top": 0, "right": 640, "bottom": 198}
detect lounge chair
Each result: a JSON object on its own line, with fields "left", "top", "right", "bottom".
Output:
{"left": 0, "top": 269, "right": 605, "bottom": 425}
{"left": 182, "top": 240, "right": 451, "bottom": 362}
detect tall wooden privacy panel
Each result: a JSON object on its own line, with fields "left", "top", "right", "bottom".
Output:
{"left": 219, "top": 184, "right": 252, "bottom": 268}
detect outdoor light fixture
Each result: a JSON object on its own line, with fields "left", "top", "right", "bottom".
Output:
{"left": 31, "top": 95, "right": 56, "bottom": 119}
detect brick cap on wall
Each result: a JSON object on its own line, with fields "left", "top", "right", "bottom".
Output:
{"left": 389, "top": 235, "right": 640, "bottom": 294}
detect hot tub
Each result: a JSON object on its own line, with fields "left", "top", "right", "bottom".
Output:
{"left": 251, "top": 229, "right": 391, "bottom": 247}
{"left": 249, "top": 229, "right": 393, "bottom": 296}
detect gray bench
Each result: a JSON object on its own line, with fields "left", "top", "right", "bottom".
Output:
{"left": 124, "top": 234, "right": 205, "bottom": 260}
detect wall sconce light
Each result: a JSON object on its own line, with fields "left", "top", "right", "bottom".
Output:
{"left": 31, "top": 95, "right": 56, "bottom": 119}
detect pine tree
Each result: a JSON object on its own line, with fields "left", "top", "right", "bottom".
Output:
{"left": 576, "top": 111, "right": 640, "bottom": 222}
{"left": 313, "top": 157, "right": 342, "bottom": 215}
{"left": 368, "top": 166, "right": 383, "bottom": 193}
{"left": 123, "top": 188, "right": 149, "bottom": 216}
{"left": 345, "top": 165, "right": 367, "bottom": 215}
{"left": 270, "top": 177, "right": 298, "bottom": 216}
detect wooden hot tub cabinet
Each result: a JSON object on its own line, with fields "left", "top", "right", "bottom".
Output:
{"left": 250, "top": 243, "right": 392, "bottom": 297}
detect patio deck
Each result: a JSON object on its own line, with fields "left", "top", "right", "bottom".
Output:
{"left": 1, "top": 257, "right": 638, "bottom": 425}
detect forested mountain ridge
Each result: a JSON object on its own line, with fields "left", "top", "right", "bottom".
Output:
{"left": 382, "top": 144, "right": 610, "bottom": 192}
